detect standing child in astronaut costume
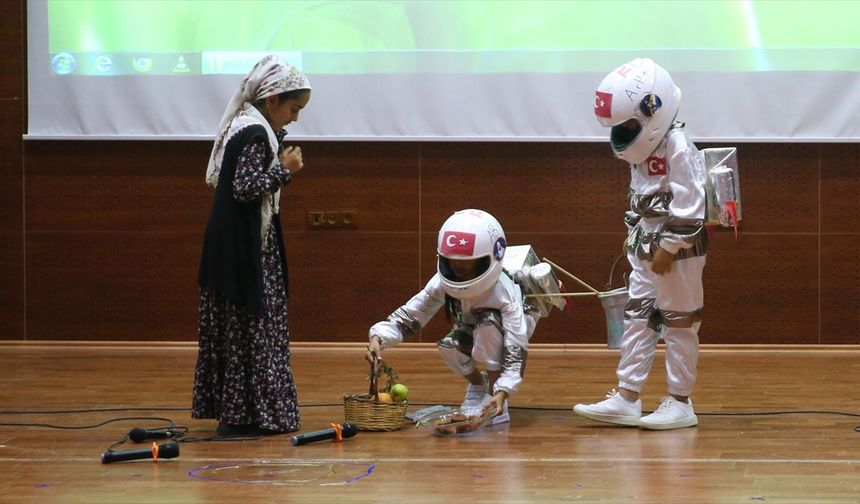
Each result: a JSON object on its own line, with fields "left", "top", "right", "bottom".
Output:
{"left": 574, "top": 58, "right": 707, "bottom": 430}
{"left": 366, "top": 209, "right": 539, "bottom": 425}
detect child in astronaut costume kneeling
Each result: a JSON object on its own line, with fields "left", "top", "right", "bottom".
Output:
{"left": 366, "top": 209, "right": 539, "bottom": 425}
{"left": 573, "top": 58, "right": 708, "bottom": 430}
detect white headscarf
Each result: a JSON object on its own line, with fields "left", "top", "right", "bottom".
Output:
{"left": 205, "top": 55, "right": 311, "bottom": 245}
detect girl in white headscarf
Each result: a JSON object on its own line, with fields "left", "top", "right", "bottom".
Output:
{"left": 193, "top": 55, "right": 311, "bottom": 436}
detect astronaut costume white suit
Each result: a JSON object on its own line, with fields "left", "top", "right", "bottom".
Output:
{"left": 369, "top": 209, "right": 538, "bottom": 420}
{"left": 575, "top": 58, "right": 707, "bottom": 430}
{"left": 621, "top": 121, "right": 708, "bottom": 393}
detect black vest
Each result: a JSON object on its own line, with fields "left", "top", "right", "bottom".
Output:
{"left": 198, "top": 125, "right": 288, "bottom": 316}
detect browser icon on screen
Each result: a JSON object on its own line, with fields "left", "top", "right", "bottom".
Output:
{"left": 132, "top": 57, "right": 153, "bottom": 73}
{"left": 93, "top": 54, "right": 113, "bottom": 74}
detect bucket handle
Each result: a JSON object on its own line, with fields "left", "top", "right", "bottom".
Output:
{"left": 606, "top": 252, "right": 629, "bottom": 291}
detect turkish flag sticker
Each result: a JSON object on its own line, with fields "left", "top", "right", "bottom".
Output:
{"left": 440, "top": 231, "right": 476, "bottom": 256}
{"left": 646, "top": 156, "right": 667, "bottom": 176}
{"left": 594, "top": 91, "right": 612, "bottom": 118}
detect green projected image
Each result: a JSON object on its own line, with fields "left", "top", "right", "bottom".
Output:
{"left": 47, "top": 0, "right": 860, "bottom": 76}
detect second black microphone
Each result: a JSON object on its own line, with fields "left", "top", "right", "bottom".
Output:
{"left": 291, "top": 423, "right": 358, "bottom": 446}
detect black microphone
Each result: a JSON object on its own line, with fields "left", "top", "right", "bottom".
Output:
{"left": 128, "top": 427, "right": 175, "bottom": 443}
{"left": 100, "top": 442, "right": 179, "bottom": 464}
{"left": 291, "top": 423, "right": 358, "bottom": 446}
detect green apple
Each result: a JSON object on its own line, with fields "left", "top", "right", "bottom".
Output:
{"left": 390, "top": 383, "right": 408, "bottom": 402}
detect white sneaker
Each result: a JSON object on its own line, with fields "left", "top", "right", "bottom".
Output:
{"left": 638, "top": 396, "right": 698, "bottom": 430}
{"left": 486, "top": 400, "right": 510, "bottom": 426}
{"left": 573, "top": 389, "right": 641, "bottom": 426}
{"left": 460, "top": 383, "right": 491, "bottom": 416}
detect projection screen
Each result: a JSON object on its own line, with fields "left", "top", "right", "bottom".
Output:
{"left": 26, "top": 0, "right": 860, "bottom": 141}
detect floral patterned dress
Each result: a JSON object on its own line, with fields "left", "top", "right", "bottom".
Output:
{"left": 192, "top": 134, "right": 300, "bottom": 433}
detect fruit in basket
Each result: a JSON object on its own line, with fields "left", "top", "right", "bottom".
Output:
{"left": 376, "top": 392, "right": 393, "bottom": 403}
{"left": 390, "top": 383, "right": 409, "bottom": 402}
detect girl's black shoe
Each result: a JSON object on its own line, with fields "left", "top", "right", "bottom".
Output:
{"left": 216, "top": 423, "right": 259, "bottom": 437}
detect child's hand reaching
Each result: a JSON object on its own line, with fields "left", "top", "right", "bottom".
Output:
{"left": 486, "top": 390, "right": 508, "bottom": 417}
{"left": 365, "top": 336, "right": 382, "bottom": 364}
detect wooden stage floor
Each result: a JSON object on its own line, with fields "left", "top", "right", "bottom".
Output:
{"left": 0, "top": 343, "right": 858, "bottom": 503}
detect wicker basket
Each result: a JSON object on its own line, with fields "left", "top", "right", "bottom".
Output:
{"left": 343, "top": 358, "right": 408, "bottom": 431}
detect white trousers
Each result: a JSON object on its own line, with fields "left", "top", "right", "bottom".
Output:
{"left": 617, "top": 252, "right": 706, "bottom": 397}
{"left": 438, "top": 323, "right": 505, "bottom": 376}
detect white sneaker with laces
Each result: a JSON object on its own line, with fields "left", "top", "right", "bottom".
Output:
{"left": 460, "top": 383, "right": 491, "bottom": 416}
{"left": 486, "top": 400, "right": 510, "bottom": 426}
{"left": 573, "top": 389, "right": 642, "bottom": 426}
{"left": 638, "top": 396, "right": 698, "bottom": 430}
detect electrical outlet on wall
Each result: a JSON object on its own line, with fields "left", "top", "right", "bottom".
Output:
{"left": 307, "top": 210, "right": 357, "bottom": 229}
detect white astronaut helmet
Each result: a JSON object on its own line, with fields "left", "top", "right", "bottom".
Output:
{"left": 436, "top": 209, "right": 507, "bottom": 300}
{"left": 593, "top": 58, "right": 681, "bottom": 164}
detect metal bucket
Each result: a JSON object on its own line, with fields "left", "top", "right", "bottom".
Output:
{"left": 598, "top": 287, "right": 627, "bottom": 349}
{"left": 599, "top": 253, "right": 629, "bottom": 349}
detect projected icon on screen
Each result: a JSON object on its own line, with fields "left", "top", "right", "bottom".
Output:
{"left": 51, "top": 53, "right": 76, "bottom": 75}
{"left": 93, "top": 54, "right": 113, "bottom": 74}
{"left": 132, "top": 57, "right": 153, "bottom": 73}
{"left": 172, "top": 55, "right": 191, "bottom": 73}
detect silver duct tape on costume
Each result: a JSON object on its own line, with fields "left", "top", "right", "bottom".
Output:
{"left": 663, "top": 217, "right": 709, "bottom": 260}
{"left": 624, "top": 296, "right": 702, "bottom": 332}
{"left": 626, "top": 214, "right": 707, "bottom": 260}
{"left": 625, "top": 296, "right": 663, "bottom": 333}
{"left": 626, "top": 216, "right": 661, "bottom": 260}
{"left": 437, "top": 327, "right": 479, "bottom": 375}
{"left": 624, "top": 296, "right": 657, "bottom": 320}
{"left": 387, "top": 308, "right": 422, "bottom": 339}
{"left": 501, "top": 345, "right": 527, "bottom": 378}
{"left": 660, "top": 307, "right": 704, "bottom": 328}
{"left": 629, "top": 190, "right": 672, "bottom": 218}
{"left": 474, "top": 308, "right": 504, "bottom": 333}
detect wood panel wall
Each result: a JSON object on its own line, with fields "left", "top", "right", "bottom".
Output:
{"left": 2, "top": 2, "right": 859, "bottom": 344}
{"left": 1, "top": 0, "right": 25, "bottom": 341}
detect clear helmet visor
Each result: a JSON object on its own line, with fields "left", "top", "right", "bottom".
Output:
{"left": 610, "top": 118, "right": 642, "bottom": 153}
{"left": 438, "top": 255, "right": 491, "bottom": 283}
{"left": 609, "top": 93, "right": 663, "bottom": 155}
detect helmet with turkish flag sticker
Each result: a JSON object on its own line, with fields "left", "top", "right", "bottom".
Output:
{"left": 436, "top": 209, "right": 506, "bottom": 300}
{"left": 594, "top": 58, "right": 681, "bottom": 164}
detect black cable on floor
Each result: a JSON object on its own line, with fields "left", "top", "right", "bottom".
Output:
{"left": 0, "top": 415, "right": 176, "bottom": 430}
{"left": 1, "top": 405, "right": 858, "bottom": 434}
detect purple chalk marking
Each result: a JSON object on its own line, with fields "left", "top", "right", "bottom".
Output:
{"left": 187, "top": 461, "right": 375, "bottom": 486}
{"left": 36, "top": 483, "right": 49, "bottom": 489}
{"left": 344, "top": 463, "right": 374, "bottom": 485}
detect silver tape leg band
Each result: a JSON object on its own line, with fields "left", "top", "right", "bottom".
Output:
{"left": 474, "top": 308, "right": 504, "bottom": 334}
{"left": 658, "top": 308, "right": 704, "bottom": 328}
{"left": 437, "top": 329, "right": 476, "bottom": 376}
{"left": 625, "top": 297, "right": 662, "bottom": 332}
